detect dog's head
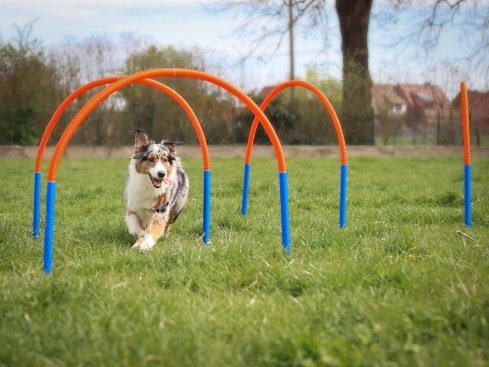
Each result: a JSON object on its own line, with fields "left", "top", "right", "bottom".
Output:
{"left": 132, "top": 129, "right": 182, "bottom": 188}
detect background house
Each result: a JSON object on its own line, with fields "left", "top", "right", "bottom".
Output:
{"left": 396, "top": 83, "right": 453, "bottom": 128}
{"left": 371, "top": 84, "right": 407, "bottom": 144}
{"left": 452, "top": 90, "right": 489, "bottom": 145}
{"left": 257, "top": 86, "right": 277, "bottom": 99}
{"left": 372, "top": 84, "right": 407, "bottom": 116}
{"left": 372, "top": 83, "right": 459, "bottom": 144}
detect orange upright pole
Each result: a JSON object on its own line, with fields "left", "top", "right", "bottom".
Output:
{"left": 460, "top": 81, "right": 471, "bottom": 228}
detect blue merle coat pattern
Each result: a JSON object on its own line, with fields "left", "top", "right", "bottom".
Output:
{"left": 124, "top": 129, "right": 189, "bottom": 251}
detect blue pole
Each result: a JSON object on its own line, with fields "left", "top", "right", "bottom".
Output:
{"left": 43, "top": 181, "right": 56, "bottom": 274}
{"left": 464, "top": 164, "right": 471, "bottom": 228}
{"left": 241, "top": 163, "right": 251, "bottom": 216}
{"left": 279, "top": 172, "right": 291, "bottom": 255}
{"left": 339, "top": 164, "right": 348, "bottom": 228}
{"left": 33, "top": 172, "right": 41, "bottom": 239}
{"left": 203, "top": 170, "right": 211, "bottom": 243}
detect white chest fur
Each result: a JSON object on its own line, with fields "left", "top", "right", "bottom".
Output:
{"left": 125, "top": 162, "right": 169, "bottom": 214}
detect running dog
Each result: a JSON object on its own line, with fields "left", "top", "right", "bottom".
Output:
{"left": 124, "top": 129, "right": 189, "bottom": 251}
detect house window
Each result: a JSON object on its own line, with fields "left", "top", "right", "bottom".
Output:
{"left": 416, "top": 92, "right": 433, "bottom": 103}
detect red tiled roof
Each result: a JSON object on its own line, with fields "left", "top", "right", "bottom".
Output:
{"left": 396, "top": 83, "right": 451, "bottom": 110}
{"left": 257, "top": 85, "right": 277, "bottom": 98}
{"left": 371, "top": 84, "right": 405, "bottom": 112}
{"left": 453, "top": 90, "right": 489, "bottom": 119}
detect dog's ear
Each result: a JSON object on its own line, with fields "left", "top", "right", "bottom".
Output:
{"left": 167, "top": 153, "right": 176, "bottom": 165}
{"left": 133, "top": 129, "right": 151, "bottom": 158}
{"left": 162, "top": 140, "right": 183, "bottom": 156}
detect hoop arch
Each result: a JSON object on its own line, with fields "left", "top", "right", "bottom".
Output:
{"left": 43, "top": 68, "right": 290, "bottom": 273}
{"left": 241, "top": 80, "right": 348, "bottom": 227}
{"left": 33, "top": 76, "right": 210, "bottom": 239}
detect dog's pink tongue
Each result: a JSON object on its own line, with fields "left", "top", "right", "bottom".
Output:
{"left": 164, "top": 176, "right": 172, "bottom": 186}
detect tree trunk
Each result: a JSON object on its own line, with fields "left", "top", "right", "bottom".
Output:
{"left": 336, "top": 0, "right": 374, "bottom": 145}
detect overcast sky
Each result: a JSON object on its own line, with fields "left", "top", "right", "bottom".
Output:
{"left": 0, "top": 0, "right": 481, "bottom": 97}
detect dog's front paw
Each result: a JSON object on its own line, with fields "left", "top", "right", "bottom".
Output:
{"left": 131, "top": 234, "right": 155, "bottom": 252}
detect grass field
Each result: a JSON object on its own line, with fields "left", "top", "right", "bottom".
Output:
{"left": 1, "top": 156, "right": 488, "bottom": 367}
{"left": 374, "top": 136, "right": 489, "bottom": 146}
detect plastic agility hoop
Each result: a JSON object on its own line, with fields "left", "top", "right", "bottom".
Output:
{"left": 241, "top": 80, "right": 348, "bottom": 228}
{"left": 33, "top": 77, "right": 211, "bottom": 242}
{"left": 460, "top": 82, "right": 471, "bottom": 228}
{"left": 33, "top": 77, "right": 117, "bottom": 239}
{"left": 43, "top": 68, "right": 289, "bottom": 273}
{"left": 37, "top": 77, "right": 211, "bottom": 273}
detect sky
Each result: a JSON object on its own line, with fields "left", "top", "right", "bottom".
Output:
{"left": 0, "top": 0, "right": 483, "bottom": 97}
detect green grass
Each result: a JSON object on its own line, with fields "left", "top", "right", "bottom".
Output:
{"left": 374, "top": 135, "right": 489, "bottom": 146}
{"left": 1, "top": 156, "right": 488, "bottom": 367}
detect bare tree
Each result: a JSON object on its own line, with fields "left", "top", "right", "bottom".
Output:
{"left": 206, "top": 0, "right": 330, "bottom": 58}
{"left": 378, "top": 0, "right": 489, "bottom": 87}
{"left": 205, "top": 0, "right": 488, "bottom": 145}
{"left": 336, "top": 0, "right": 374, "bottom": 144}
{"left": 205, "top": 0, "right": 374, "bottom": 144}
{"left": 48, "top": 34, "right": 124, "bottom": 145}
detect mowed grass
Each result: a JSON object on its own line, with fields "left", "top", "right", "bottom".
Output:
{"left": 0, "top": 155, "right": 488, "bottom": 367}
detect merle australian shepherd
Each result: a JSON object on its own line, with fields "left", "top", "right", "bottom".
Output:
{"left": 124, "top": 129, "right": 189, "bottom": 251}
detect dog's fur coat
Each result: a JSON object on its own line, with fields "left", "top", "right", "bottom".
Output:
{"left": 124, "top": 129, "right": 189, "bottom": 251}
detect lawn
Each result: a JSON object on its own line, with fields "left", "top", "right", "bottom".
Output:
{"left": 374, "top": 135, "right": 489, "bottom": 146}
{"left": 0, "top": 156, "right": 488, "bottom": 367}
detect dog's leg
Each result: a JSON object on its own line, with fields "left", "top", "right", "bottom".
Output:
{"left": 126, "top": 210, "right": 144, "bottom": 237}
{"left": 132, "top": 212, "right": 168, "bottom": 251}
{"left": 164, "top": 223, "right": 172, "bottom": 237}
{"left": 163, "top": 209, "right": 179, "bottom": 236}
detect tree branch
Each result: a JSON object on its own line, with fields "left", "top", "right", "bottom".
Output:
{"left": 203, "top": 0, "right": 331, "bottom": 62}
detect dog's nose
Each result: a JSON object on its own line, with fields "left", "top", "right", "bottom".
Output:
{"left": 157, "top": 171, "right": 166, "bottom": 179}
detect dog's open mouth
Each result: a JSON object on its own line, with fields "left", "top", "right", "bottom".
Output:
{"left": 148, "top": 174, "right": 172, "bottom": 188}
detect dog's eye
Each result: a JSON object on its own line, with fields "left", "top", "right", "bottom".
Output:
{"left": 163, "top": 158, "right": 169, "bottom": 163}
{"left": 148, "top": 157, "right": 155, "bottom": 163}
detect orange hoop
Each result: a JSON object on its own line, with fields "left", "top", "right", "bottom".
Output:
{"left": 41, "top": 69, "right": 290, "bottom": 273}
{"left": 35, "top": 76, "right": 210, "bottom": 172}
{"left": 245, "top": 80, "right": 347, "bottom": 165}
{"left": 36, "top": 77, "right": 115, "bottom": 172}
{"left": 240, "top": 80, "right": 347, "bottom": 228}
{"left": 47, "top": 68, "right": 286, "bottom": 182}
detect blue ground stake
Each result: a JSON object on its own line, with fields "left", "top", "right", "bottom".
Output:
{"left": 464, "top": 164, "right": 471, "bottom": 228}
{"left": 339, "top": 164, "right": 347, "bottom": 228}
{"left": 203, "top": 170, "right": 211, "bottom": 243}
{"left": 279, "top": 172, "right": 291, "bottom": 255}
{"left": 33, "top": 171, "right": 41, "bottom": 239}
{"left": 43, "top": 181, "right": 56, "bottom": 274}
{"left": 241, "top": 163, "right": 251, "bottom": 216}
